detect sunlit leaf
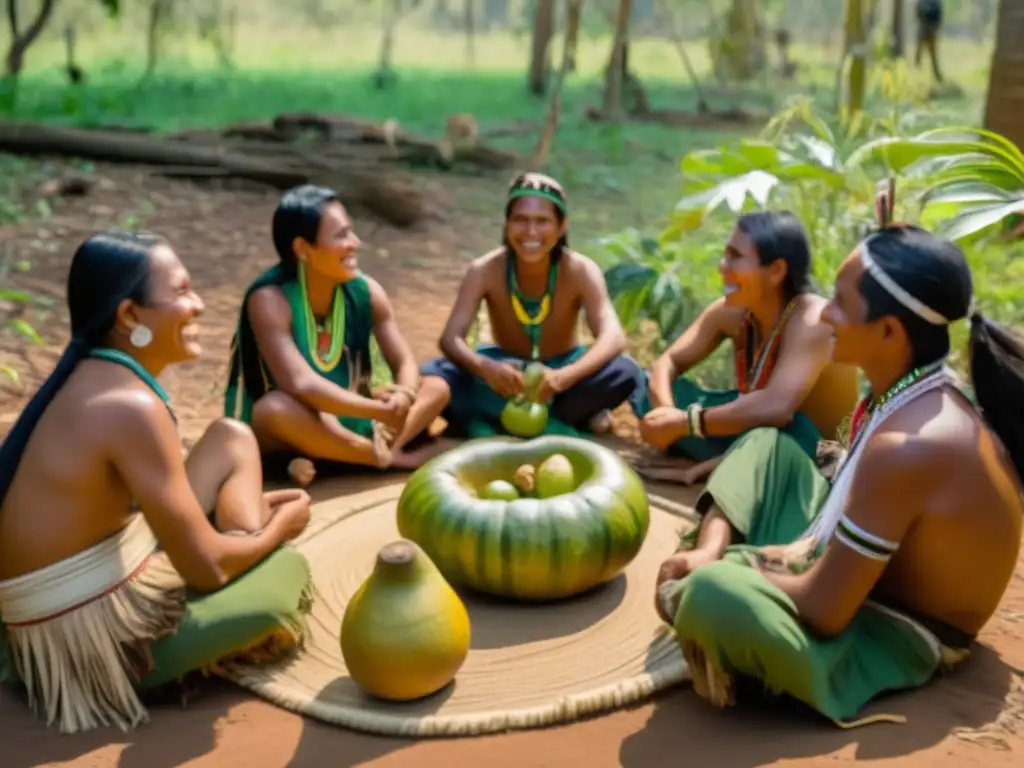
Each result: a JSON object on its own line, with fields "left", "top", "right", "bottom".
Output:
{"left": 921, "top": 182, "right": 1014, "bottom": 207}
{"left": 0, "top": 289, "right": 31, "bottom": 303}
{"left": 940, "top": 200, "right": 1024, "bottom": 242}
{"left": 10, "top": 320, "right": 43, "bottom": 344}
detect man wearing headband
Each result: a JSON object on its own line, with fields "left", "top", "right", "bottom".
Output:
{"left": 386, "top": 171, "right": 645, "bottom": 447}
{"left": 635, "top": 210, "right": 859, "bottom": 489}
{"left": 656, "top": 221, "right": 1023, "bottom": 727}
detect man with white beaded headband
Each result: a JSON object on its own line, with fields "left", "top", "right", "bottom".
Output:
{"left": 655, "top": 185, "right": 1024, "bottom": 727}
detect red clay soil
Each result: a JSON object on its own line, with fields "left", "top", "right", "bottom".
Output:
{"left": 1, "top": 168, "right": 1023, "bottom": 767}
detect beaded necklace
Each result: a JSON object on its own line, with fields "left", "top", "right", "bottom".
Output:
{"left": 736, "top": 297, "right": 799, "bottom": 393}
{"left": 507, "top": 253, "right": 558, "bottom": 360}
{"left": 297, "top": 263, "right": 346, "bottom": 373}
{"left": 804, "top": 359, "right": 950, "bottom": 545}
{"left": 848, "top": 361, "right": 945, "bottom": 444}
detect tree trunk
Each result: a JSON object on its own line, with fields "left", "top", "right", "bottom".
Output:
{"left": 527, "top": 0, "right": 554, "bottom": 96}
{"left": 984, "top": 0, "right": 1024, "bottom": 149}
{"left": 841, "top": 0, "right": 867, "bottom": 121}
{"left": 530, "top": 0, "right": 582, "bottom": 169}
{"left": 464, "top": 0, "right": 476, "bottom": 65}
{"left": 144, "top": 0, "right": 169, "bottom": 79}
{"left": 890, "top": 0, "right": 905, "bottom": 57}
{"left": 656, "top": 0, "right": 709, "bottom": 111}
{"left": 5, "top": 0, "right": 59, "bottom": 77}
{"left": 602, "top": 0, "right": 632, "bottom": 121}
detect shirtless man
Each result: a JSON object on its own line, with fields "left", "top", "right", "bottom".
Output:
{"left": 657, "top": 223, "right": 1023, "bottom": 727}
{"left": 225, "top": 184, "right": 441, "bottom": 480}
{"left": 0, "top": 231, "right": 313, "bottom": 733}
{"left": 637, "top": 210, "right": 859, "bottom": 486}
{"left": 386, "top": 172, "right": 645, "bottom": 448}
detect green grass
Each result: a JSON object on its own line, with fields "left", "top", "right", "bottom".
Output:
{"left": 1, "top": 21, "right": 1012, "bottom": 385}
{"left": 1, "top": 23, "right": 993, "bottom": 238}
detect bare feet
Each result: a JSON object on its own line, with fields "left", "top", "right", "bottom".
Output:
{"left": 389, "top": 437, "right": 461, "bottom": 470}
{"left": 372, "top": 424, "right": 394, "bottom": 469}
{"left": 656, "top": 547, "right": 720, "bottom": 588}
{"left": 589, "top": 409, "right": 613, "bottom": 435}
{"left": 287, "top": 458, "right": 317, "bottom": 487}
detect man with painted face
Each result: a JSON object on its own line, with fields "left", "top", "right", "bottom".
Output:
{"left": 635, "top": 210, "right": 859, "bottom": 486}
{"left": 385, "top": 172, "right": 644, "bottom": 448}
{"left": 225, "top": 184, "right": 439, "bottom": 482}
{"left": 657, "top": 221, "right": 1024, "bottom": 728}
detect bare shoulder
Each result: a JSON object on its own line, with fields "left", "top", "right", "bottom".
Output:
{"left": 795, "top": 292, "right": 829, "bottom": 321}
{"left": 362, "top": 276, "right": 397, "bottom": 321}
{"left": 560, "top": 249, "right": 602, "bottom": 280}
{"left": 786, "top": 293, "right": 831, "bottom": 339}
{"left": 466, "top": 247, "right": 506, "bottom": 291}
{"left": 248, "top": 284, "right": 292, "bottom": 329}
{"left": 87, "top": 384, "right": 177, "bottom": 447}
{"left": 870, "top": 387, "right": 977, "bottom": 474}
{"left": 362, "top": 274, "right": 392, "bottom": 308}
{"left": 471, "top": 247, "right": 506, "bottom": 272}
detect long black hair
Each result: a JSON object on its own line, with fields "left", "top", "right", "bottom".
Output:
{"left": 857, "top": 225, "right": 1024, "bottom": 481}
{"left": 0, "top": 230, "right": 161, "bottom": 508}
{"left": 225, "top": 184, "right": 372, "bottom": 411}
{"left": 735, "top": 210, "right": 814, "bottom": 301}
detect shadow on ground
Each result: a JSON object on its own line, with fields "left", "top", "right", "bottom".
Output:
{"left": 620, "top": 644, "right": 1018, "bottom": 767}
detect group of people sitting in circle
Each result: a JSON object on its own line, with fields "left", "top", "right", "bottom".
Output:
{"left": 0, "top": 171, "right": 1021, "bottom": 735}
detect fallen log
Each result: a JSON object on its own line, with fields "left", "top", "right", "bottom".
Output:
{"left": 270, "top": 112, "right": 520, "bottom": 170}
{"left": 0, "top": 122, "right": 427, "bottom": 228}
{"left": 583, "top": 104, "right": 763, "bottom": 128}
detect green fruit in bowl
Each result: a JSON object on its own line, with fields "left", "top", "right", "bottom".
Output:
{"left": 535, "top": 453, "right": 576, "bottom": 498}
{"left": 396, "top": 435, "right": 650, "bottom": 601}
{"left": 480, "top": 479, "right": 520, "bottom": 501}
{"left": 500, "top": 398, "right": 549, "bottom": 437}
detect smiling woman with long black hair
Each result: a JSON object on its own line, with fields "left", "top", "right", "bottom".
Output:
{"left": 0, "top": 230, "right": 313, "bottom": 734}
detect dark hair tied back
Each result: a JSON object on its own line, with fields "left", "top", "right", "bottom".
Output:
{"left": 0, "top": 230, "right": 160, "bottom": 507}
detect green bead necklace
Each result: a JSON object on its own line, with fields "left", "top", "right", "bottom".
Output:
{"left": 868, "top": 361, "right": 945, "bottom": 413}
{"left": 297, "top": 263, "right": 346, "bottom": 373}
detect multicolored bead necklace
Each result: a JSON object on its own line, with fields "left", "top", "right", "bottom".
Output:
{"left": 298, "top": 263, "right": 346, "bottom": 373}
{"left": 848, "top": 361, "right": 945, "bottom": 444}
{"left": 738, "top": 297, "right": 799, "bottom": 393}
{"left": 507, "top": 254, "right": 558, "bottom": 360}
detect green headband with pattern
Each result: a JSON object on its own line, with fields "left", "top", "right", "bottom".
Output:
{"left": 507, "top": 173, "right": 567, "bottom": 212}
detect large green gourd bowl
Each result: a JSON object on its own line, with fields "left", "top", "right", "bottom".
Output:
{"left": 395, "top": 435, "right": 650, "bottom": 601}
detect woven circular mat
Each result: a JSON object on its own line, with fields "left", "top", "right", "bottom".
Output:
{"left": 220, "top": 481, "right": 696, "bottom": 737}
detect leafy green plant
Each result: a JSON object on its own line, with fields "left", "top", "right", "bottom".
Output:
{"left": 596, "top": 97, "right": 1024, "bottom": 383}
{"left": 598, "top": 99, "right": 905, "bottom": 357}
{"left": 856, "top": 127, "right": 1024, "bottom": 242}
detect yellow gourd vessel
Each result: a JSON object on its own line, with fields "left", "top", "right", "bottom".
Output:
{"left": 340, "top": 540, "right": 471, "bottom": 701}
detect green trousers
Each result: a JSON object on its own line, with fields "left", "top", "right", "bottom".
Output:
{"left": 1, "top": 547, "right": 313, "bottom": 692}
{"left": 661, "top": 428, "right": 953, "bottom": 725}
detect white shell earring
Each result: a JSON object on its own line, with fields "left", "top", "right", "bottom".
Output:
{"left": 129, "top": 324, "right": 153, "bottom": 348}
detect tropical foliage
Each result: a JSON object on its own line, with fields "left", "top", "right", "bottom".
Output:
{"left": 596, "top": 95, "right": 1024, "bottom": 387}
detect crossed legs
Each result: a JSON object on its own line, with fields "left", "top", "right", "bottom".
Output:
{"left": 184, "top": 417, "right": 309, "bottom": 535}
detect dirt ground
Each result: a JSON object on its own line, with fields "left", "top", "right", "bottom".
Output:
{"left": 2, "top": 166, "right": 1024, "bottom": 768}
